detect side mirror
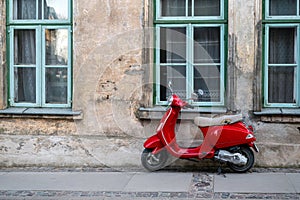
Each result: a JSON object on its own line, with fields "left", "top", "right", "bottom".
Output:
{"left": 191, "top": 92, "right": 198, "bottom": 100}
{"left": 168, "top": 81, "right": 173, "bottom": 94}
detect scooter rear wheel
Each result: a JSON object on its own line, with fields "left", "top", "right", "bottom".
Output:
{"left": 227, "top": 146, "right": 254, "bottom": 173}
{"left": 141, "top": 148, "right": 168, "bottom": 171}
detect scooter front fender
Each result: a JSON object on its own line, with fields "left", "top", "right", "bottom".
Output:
{"left": 249, "top": 142, "right": 259, "bottom": 153}
{"left": 143, "top": 135, "right": 164, "bottom": 154}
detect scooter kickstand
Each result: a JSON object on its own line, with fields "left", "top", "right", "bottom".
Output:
{"left": 217, "top": 166, "right": 226, "bottom": 178}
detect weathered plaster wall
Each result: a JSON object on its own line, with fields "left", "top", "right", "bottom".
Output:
{"left": 0, "top": 0, "right": 147, "bottom": 168}
{"left": 73, "top": 0, "right": 145, "bottom": 136}
{"left": 0, "top": 0, "right": 300, "bottom": 169}
{"left": 228, "top": 0, "right": 256, "bottom": 112}
{"left": 227, "top": 0, "right": 300, "bottom": 167}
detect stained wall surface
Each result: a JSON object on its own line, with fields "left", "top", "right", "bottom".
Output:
{"left": 0, "top": 0, "right": 299, "bottom": 168}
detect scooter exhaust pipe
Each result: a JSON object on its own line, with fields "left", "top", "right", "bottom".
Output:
{"left": 214, "top": 150, "right": 247, "bottom": 165}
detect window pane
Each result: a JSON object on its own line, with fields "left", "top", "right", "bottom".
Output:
{"left": 269, "top": 28, "right": 296, "bottom": 64}
{"left": 14, "top": 67, "right": 36, "bottom": 103}
{"left": 44, "top": 0, "right": 68, "bottom": 20}
{"left": 14, "top": 29, "right": 36, "bottom": 65}
{"left": 194, "top": 27, "right": 220, "bottom": 63}
{"left": 45, "top": 68, "right": 68, "bottom": 104}
{"left": 161, "top": 0, "right": 186, "bottom": 16}
{"left": 194, "top": 0, "right": 220, "bottom": 16}
{"left": 45, "top": 29, "right": 69, "bottom": 65}
{"left": 269, "top": 0, "right": 297, "bottom": 16}
{"left": 13, "top": 0, "right": 37, "bottom": 20}
{"left": 194, "top": 65, "right": 220, "bottom": 102}
{"left": 160, "top": 65, "right": 186, "bottom": 101}
{"left": 160, "top": 27, "right": 186, "bottom": 63}
{"left": 268, "top": 66, "right": 295, "bottom": 103}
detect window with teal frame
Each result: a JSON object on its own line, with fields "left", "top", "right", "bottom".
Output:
{"left": 7, "top": 0, "right": 72, "bottom": 108}
{"left": 263, "top": 0, "right": 300, "bottom": 108}
{"left": 155, "top": 0, "right": 226, "bottom": 106}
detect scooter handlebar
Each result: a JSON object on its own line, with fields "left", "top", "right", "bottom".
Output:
{"left": 183, "top": 102, "right": 194, "bottom": 109}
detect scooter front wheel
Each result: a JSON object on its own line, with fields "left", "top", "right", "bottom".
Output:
{"left": 141, "top": 148, "right": 168, "bottom": 171}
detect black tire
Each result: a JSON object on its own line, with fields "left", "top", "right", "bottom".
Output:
{"left": 141, "top": 148, "right": 168, "bottom": 171}
{"left": 227, "top": 146, "right": 254, "bottom": 173}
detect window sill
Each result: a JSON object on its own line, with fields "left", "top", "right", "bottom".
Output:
{"left": 254, "top": 108, "right": 300, "bottom": 123}
{"left": 0, "top": 108, "right": 82, "bottom": 119}
{"left": 138, "top": 106, "right": 227, "bottom": 120}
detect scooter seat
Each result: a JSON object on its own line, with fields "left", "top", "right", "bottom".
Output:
{"left": 194, "top": 114, "right": 243, "bottom": 127}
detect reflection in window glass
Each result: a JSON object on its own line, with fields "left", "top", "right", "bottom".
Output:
{"left": 12, "top": 0, "right": 69, "bottom": 20}
{"left": 45, "top": 0, "right": 68, "bottom": 20}
{"left": 45, "top": 29, "right": 68, "bottom": 65}
{"left": 45, "top": 68, "right": 68, "bottom": 104}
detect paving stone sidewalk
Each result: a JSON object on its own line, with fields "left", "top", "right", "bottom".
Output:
{"left": 0, "top": 167, "right": 299, "bottom": 200}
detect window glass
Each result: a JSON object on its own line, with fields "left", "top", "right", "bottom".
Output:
{"left": 13, "top": 0, "right": 37, "bottom": 20}
{"left": 14, "top": 67, "right": 36, "bottom": 103}
{"left": 269, "top": 0, "right": 297, "bottom": 16}
{"left": 161, "top": 0, "right": 186, "bottom": 17}
{"left": 269, "top": 28, "right": 295, "bottom": 64}
{"left": 194, "top": 0, "right": 220, "bottom": 16}
{"left": 194, "top": 27, "right": 220, "bottom": 63}
{"left": 160, "top": 65, "right": 186, "bottom": 101}
{"left": 194, "top": 65, "right": 220, "bottom": 102}
{"left": 156, "top": 0, "right": 225, "bottom": 105}
{"left": 8, "top": 0, "right": 71, "bottom": 107}
{"left": 159, "top": 0, "right": 221, "bottom": 18}
{"left": 12, "top": 0, "right": 69, "bottom": 21}
{"left": 45, "top": 68, "right": 68, "bottom": 104}
{"left": 45, "top": 29, "right": 68, "bottom": 65}
{"left": 266, "top": 26, "right": 298, "bottom": 105}
{"left": 160, "top": 27, "right": 186, "bottom": 63}
{"left": 264, "top": 1, "right": 300, "bottom": 107}
{"left": 268, "top": 66, "right": 295, "bottom": 103}
{"left": 44, "top": 0, "right": 68, "bottom": 20}
{"left": 14, "top": 29, "right": 36, "bottom": 65}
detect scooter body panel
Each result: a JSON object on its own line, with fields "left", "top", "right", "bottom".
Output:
{"left": 142, "top": 92, "right": 258, "bottom": 172}
{"left": 143, "top": 107, "right": 177, "bottom": 154}
{"left": 200, "top": 122, "right": 256, "bottom": 149}
{"left": 144, "top": 135, "right": 163, "bottom": 150}
{"left": 143, "top": 94, "right": 256, "bottom": 159}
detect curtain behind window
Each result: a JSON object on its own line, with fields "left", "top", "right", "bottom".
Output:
{"left": 14, "top": 0, "right": 37, "bottom": 103}
{"left": 268, "top": 28, "right": 296, "bottom": 103}
{"left": 269, "top": 0, "right": 297, "bottom": 16}
{"left": 161, "top": 0, "right": 186, "bottom": 16}
{"left": 194, "top": 27, "right": 220, "bottom": 102}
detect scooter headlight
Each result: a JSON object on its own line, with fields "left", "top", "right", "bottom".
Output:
{"left": 167, "top": 96, "right": 173, "bottom": 105}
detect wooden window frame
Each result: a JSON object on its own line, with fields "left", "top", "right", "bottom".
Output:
{"left": 7, "top": 0, "right": 72, "bottom": 108}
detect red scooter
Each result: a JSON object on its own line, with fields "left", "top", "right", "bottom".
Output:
{"left": 141, "top": 84, "right": 259, "bottom": 173}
